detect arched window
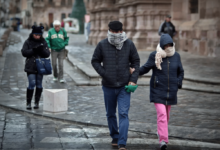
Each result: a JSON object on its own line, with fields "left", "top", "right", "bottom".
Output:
{"left": 189, "top": 0, "right": 198, "bottom": 13}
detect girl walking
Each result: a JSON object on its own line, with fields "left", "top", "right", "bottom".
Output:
{"left": 21, "top": 25, "right": 50, "bottom": 109}
{"left": 131, "top": 34, "right": 184, "bottom": 150}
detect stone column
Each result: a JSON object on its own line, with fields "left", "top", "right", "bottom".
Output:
{"left": 145, "top": 10, "right": 161, "bottom": 50}
{"left": 132, "top": 4, "right": 147, "bottom": 50}
{"left": 88, "top": 13, "right": 95, "bottom": 45}
{"left": 88, "top": 0, "right": 94, "bottom": 44}
{"left": 88, "top": 0, "right": 94, "bottom": 9}
{"left": 118, "top": 0, "right": 126, "bottom": 4}
{"left": 100, "top": 0, "right": 112, "bottom": 8}
{"left": 119, "top": 7, "right": 127, "bottom": 31}
{"left": 154, "top": 14, "right": 161, "bottom": 30}
{"left": 92, "top": 12, "right": 101, "bottom": 45}
{"left": 96, "top": 0, "right": 117, "bottom": 43}
{"left": 126, "top": 6, "right": 136, "bottom": 39}
{"left": 145, "top": 14, "right": 152, "bottom": 30}
{"left": 97, "top": 11, "right": 109, "bottom": 43}
{"left": 94, "top": 0, "right": 101, "bottom": 10}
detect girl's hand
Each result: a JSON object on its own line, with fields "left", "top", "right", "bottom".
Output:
{"left": 130, "top": 67, "right": 135, "bottom": 74}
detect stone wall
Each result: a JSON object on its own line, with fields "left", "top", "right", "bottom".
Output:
{"left": 88, "top": 0, "right": 220, "bottom": 57}
{"left": 88, "top": 0, "right": 171, "bottom": 50}
{"left": 31, "top": 0, "right": 74, "bottom": 26}
{"left": 88, "top": 0, "right": 119, "bottom": 45}
{"left": 173, "top": 0, "right": 220, "bottom": 57}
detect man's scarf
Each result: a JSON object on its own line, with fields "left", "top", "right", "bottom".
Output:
{"left": 107, "top": 30, "right": 127, "bottom": 50}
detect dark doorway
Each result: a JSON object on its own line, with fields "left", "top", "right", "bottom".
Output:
{"left": 48, "top": 13, "right": 54, "bottom": 28}
{"left": 189, "top": 0, "right": 198, "bottom": 13}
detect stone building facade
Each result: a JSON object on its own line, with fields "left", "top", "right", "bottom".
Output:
{"left": 20, "top": 0, "right": 89, "bottom": 28}
{"left": 31, "top": 0, "right": 74, "bottom": 27}
{"left": 87, "top": 0, "right": 220, "bottom": 57}
{"left": 172, "top": 0, "right": 220, "bottom": 57}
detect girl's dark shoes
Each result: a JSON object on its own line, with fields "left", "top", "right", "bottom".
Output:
{"left": 161, "top": 144, "right": 167, "bottom": 150}
{"left": 160, "top": 141, "right": 167, "bottom": 150}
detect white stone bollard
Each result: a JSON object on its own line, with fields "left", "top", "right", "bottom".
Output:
{"left": 43, "top": 89, "right": 68, "bottom": 113}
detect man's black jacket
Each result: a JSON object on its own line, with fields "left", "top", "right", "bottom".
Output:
{"left": 91, "top": 38, "right": 140, "bottom": 88}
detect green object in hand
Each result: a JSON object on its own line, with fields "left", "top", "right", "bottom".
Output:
{"left": 125, "top": 85, "right": 138, "bottom": 93}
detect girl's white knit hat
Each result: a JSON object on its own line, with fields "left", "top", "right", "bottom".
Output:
{"left": 53, "top": 20, "right": 61, "bottom": 26}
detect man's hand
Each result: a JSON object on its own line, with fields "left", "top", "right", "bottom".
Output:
{"left": 130, "top": 67, "right": 135, "bottom": 74}
{"left": 128, "top": 82, "right": 136, "bottom": 86}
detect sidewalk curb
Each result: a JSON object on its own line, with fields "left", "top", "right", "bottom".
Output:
{"left": 184, "top": 77, "right": 220, "bottom": 85}
{"left": 66, "top": 57, "right": 220, "bottom": 94}
{"left": 0, "top": 100, "right": 218, "bottom": 144}
{"left": 67, "top": 54, "right": 220, "bottom": 85}
{"left": 0, "top": 102, "right": 107, "bottom": 128}
{"left": 0, "top": 103, "right": 210, "bottom": 144}
{"left": 182, "top": 85, "right": 220, "bottom": 94}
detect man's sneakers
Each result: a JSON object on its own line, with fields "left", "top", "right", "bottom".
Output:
{"left": 53, "top": 77, "right": 65, "bottom": 83}
{"left": 53, "top": 77, "right": 58, "bottom": 81}
{"left": 111, "top": 138, "right": 118, "bottom": 147}
{"left": 60, "top": 79, "right": 65, "bottom": 83}
{"left": 160, "top": 141, "right": 167, "bottom": 150}
{"left": 118, "top": 144, "right": 126, "bottom": 150}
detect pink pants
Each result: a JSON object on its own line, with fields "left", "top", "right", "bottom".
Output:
{"left": 154, "top": 103, "right": 171, "bottom": 143}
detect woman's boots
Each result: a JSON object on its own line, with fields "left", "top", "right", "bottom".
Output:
{"left": 26, "top": 88, "right": 43, "bottom": 109}
{"left": 26, "top": 88, "right": 34, "bottom": 109}
{"left": 34, "top": 88, "right": 43, "bottom": 109}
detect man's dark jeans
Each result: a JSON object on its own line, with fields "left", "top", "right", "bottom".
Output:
{"left": 102, "top": 85, "right": 131, "bottom": 146}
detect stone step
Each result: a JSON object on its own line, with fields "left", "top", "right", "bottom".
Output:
{"left": 64, "top": 59, "right": 100, "bottom": 86}
{"left": 68, "top": 54, "right": 219, "bottom": 85}
{"left": 67, "top": 54, "right": 150, "bottom": 81}
{"left": 182, "top": 82, "right": 220, "bottom": 94}
{"left": 66, "top": 54, "right": 220, "bottom": 93}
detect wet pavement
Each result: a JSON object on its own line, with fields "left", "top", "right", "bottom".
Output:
{"left": 0, "top": 107, "right": 219, "bottom": 150}
{"left": 0, "top": 29, "right": 219, "bottom": 149}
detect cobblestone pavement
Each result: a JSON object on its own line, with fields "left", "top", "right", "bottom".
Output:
{"left": 0, "top": 107, "right": 219, "bottom": 150}
{"left": 0, "top": 30, "right": 219, "bottom": 149}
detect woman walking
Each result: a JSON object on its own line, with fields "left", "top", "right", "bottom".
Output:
{"left": 21, "top": 25, "right": 50, "bottom": 109}
{"left": 131, "top": 34, "right": 184, "bottom": 150}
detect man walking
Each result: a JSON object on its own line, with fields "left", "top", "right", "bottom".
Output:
{"left": 46, "top": 20, "right": 69, "bottom": 83}
{"left": 158, "top": 15, "right": 176, "bottom": 38}
{"left": 91, "top": 21, "right": 140, "bottom": 150}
